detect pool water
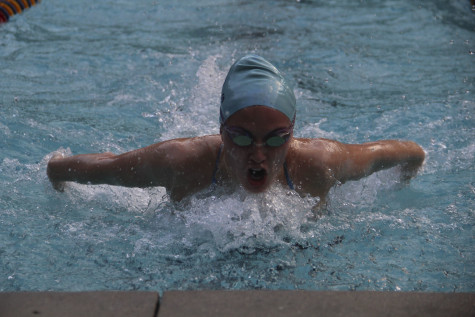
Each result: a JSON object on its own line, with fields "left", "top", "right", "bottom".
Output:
{"left": 1, "top": 0, "right": 474, "bottom": 293}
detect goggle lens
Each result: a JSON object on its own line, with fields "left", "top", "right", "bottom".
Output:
{"left": 232, "top": 135, "right": 253, "bottom": 146}
{"left": 266, "top": 135, "right": 287, "bottom": 147}
{"left": 226, "top": 127, "right": 291, "bottom": 148}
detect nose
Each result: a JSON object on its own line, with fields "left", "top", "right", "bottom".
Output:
{"left": 249, "top": 143, "right": 267, "bottom": 163}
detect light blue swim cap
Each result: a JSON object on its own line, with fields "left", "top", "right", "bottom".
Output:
{"left": 220, "top": 55, "right": 296, "bottom": 124}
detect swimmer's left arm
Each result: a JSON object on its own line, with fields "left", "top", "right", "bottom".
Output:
{"left": 333, "top": 140, "right": 425, "bottom": 183}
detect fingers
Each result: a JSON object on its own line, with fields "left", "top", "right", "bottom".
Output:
{"left": 47, "top": 151, "right": 67, "bottom": 192}
{"left": 51, "top": 180, "right": 66, "bottom": 192}
{"left": 49, "top": 151, "right": 65, "bottom": 162}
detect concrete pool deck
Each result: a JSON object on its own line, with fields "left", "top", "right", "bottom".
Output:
{"left": 0, "top": 290, "right": 473, "bottom": 316}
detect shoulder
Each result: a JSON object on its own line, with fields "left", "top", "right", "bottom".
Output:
{"left": 152, "top": 135, "right": 222, "bottom": 167}
{"left": 151, "top": 135, "right": 222, "bottom": 200}
{"left": 286, "top": 138, "right": 347, "bottom": 196}
{"left": 288, "top": 138, "right": 348, "bottom": 167}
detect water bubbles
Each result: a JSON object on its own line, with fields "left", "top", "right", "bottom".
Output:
{"left": 174, "top": 185, "right": 319, "bottom": 254}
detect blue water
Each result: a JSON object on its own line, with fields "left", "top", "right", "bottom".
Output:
{"left": 1, "top": 0, "right": 474, "bottom": 293}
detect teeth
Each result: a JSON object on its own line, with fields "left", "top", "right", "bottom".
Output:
{"left": 250, "top": 168, "right": 262, "bottom": 176}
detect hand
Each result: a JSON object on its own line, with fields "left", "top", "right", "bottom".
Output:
{"left": 47, "top": 152, "right": 66, "bottom": 192}
{"left": 400, "top": 159, "right": 424, "bottom": 184}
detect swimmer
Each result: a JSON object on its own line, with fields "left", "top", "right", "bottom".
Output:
{"left": 47, "top": 55, "right": 425, "bottom": 203}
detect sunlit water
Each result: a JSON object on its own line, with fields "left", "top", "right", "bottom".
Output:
{"left": 1, "top": 0, "right": 474, "bottom": 293}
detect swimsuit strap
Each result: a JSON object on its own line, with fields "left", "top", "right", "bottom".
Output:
{"left": 284, "top": 161, "right": 295, "bottom": 190}
{"left": 211, "top": 143, "right": 223, "bottom": 185}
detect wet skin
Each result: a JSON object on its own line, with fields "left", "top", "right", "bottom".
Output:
{"left": 47, "top": 105, "right": 425, "bottom": 202}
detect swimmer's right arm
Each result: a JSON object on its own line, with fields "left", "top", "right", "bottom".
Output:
{"left": 47, "top": 136, "right": 220, "bottom": 194}
{"left": 47, "top": 141, "right": 180, "bottom": 190}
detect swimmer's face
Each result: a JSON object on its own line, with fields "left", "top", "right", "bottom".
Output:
{"left": 221, "top": 106, "right": 293, "bottom": 193}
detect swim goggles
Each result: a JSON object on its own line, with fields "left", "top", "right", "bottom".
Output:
{"left": 223, "top": 124, "right": 293, "bottom": 147}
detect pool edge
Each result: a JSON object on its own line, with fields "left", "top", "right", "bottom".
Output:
{"left": 1, "top": 290, "right": 473, "bottom": 317}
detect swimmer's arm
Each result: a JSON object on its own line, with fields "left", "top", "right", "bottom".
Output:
{"left": 46, "top": 152, "right": 118, "bottom": 190}
{"left": 334, "top": 140, "right": 425, "bottom": 183}
{"left": 46, "top": 141, "right": 184, "bottom": 189}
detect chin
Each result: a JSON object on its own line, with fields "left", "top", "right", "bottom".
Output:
{"left": 245, "top": 186, "right": 268, "bottom": 194}
{"left": 243, "top": 178, "right": 271, "bottom": 193}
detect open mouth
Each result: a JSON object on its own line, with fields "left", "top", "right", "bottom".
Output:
{"left": 248, "top": 168, "right": 267, "bottom": 181}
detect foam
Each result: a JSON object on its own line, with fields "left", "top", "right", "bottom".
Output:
{"left": 176, "top": 185, "right": 319, "bottom": 253}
